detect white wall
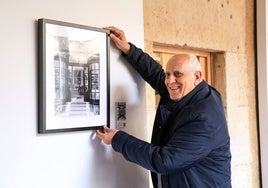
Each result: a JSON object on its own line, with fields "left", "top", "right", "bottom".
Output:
{"left": 0, "top": 0, "right": 149, "bottom": 188}
{"left": 257, "top": 0, "right": 268, "bottom": 187}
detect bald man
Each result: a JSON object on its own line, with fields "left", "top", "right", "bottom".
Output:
{"left": 96, "top": 27, "right": 231, "bottom": 188}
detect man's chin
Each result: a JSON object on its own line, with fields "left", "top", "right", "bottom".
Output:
{"left": 170, "top": 95, "right": 182, "bottom": 101}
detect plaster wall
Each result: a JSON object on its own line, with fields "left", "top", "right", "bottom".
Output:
{"left": 143, "top": 0, "right": 259, "bottom": 187}
{"left": 0, "top": 1, "right": 149, "bottom": 188}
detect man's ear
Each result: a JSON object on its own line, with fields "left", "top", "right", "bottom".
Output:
{"left": 194, "top": 71, "right": 202, "bottom": 86}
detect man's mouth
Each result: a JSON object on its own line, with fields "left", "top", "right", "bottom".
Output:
{"left": 169, "top": 86, "right": 179, "bottom": 90}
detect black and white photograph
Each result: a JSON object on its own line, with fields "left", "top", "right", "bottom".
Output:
{"left": 38, "top": 18, "right": 110, "bottom": 133}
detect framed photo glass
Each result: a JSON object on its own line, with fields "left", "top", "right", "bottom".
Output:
{"left": 38, "top": 18, "right": 110, "bottom": 133}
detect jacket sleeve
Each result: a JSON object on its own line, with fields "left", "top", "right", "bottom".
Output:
{"left": 111, "top": 113, "right": 215, "bottom": 175}
{"left": 122, "top": 43, "right": 168, "bottom": 97}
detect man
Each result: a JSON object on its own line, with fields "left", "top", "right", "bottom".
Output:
{"left": 96, "top": 26, "right": 231, "bottom": 188}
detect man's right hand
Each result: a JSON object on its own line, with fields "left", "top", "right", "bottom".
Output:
{"left": 96, "top": 126, "right": 118, "bottom": 145}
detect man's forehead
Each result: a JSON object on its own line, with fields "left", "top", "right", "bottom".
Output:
{"left": 166, "top": 60, "right": 188, "bottom": 71}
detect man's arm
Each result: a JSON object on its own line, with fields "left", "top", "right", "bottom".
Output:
{"left": 110, "top": 117, "right": 214, "bottom": 175}
{"left": 106, "top": 26, "right": 168, "bottom": 96}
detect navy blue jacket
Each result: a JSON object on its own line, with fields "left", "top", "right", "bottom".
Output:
{"left": 112, "top": 44, "right": 231, "bottom": 188}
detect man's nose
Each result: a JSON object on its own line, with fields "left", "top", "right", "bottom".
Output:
{"left": 166, "top": 75, "right": 176, "bottom": 84}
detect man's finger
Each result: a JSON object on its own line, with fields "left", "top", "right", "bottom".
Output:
{"left": 103, "top": 126, "right": 110, "bottom": 133}
{"left": 96, "top": 129, "right": 105, "bottom": 139}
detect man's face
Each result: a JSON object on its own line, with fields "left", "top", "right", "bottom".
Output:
{"left": 164, "top": 55, "right": 197, "bottom": 100}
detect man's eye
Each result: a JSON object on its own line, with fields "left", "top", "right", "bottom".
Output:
{"left": 174, "top": 71, "right": 182, "bottom": 77}
{"left": 165, "top": 72, "right": 170, "bottom": 78}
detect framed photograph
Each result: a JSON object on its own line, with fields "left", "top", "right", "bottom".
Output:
{"left": 38, "top": 18, "right": 110, "bottom": 133}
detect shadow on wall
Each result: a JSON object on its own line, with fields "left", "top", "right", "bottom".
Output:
{"left": 89, "top": 132, "right": 148, "bottom": 188}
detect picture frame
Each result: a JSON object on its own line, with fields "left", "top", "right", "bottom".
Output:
{"left": 38, "top": 18, "right": 110, "bottom": 133}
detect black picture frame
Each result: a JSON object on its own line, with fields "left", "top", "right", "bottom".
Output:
{"left": 38, "top": 18, "right": 110, "bottom": 133}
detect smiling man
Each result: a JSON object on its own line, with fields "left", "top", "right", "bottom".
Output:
{"left": 96, "top": 26, "right": 231, "bottom": 188}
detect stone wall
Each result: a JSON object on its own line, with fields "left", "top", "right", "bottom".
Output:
{"left": 143, "top": 0, "right": 259, "bottom": 187}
